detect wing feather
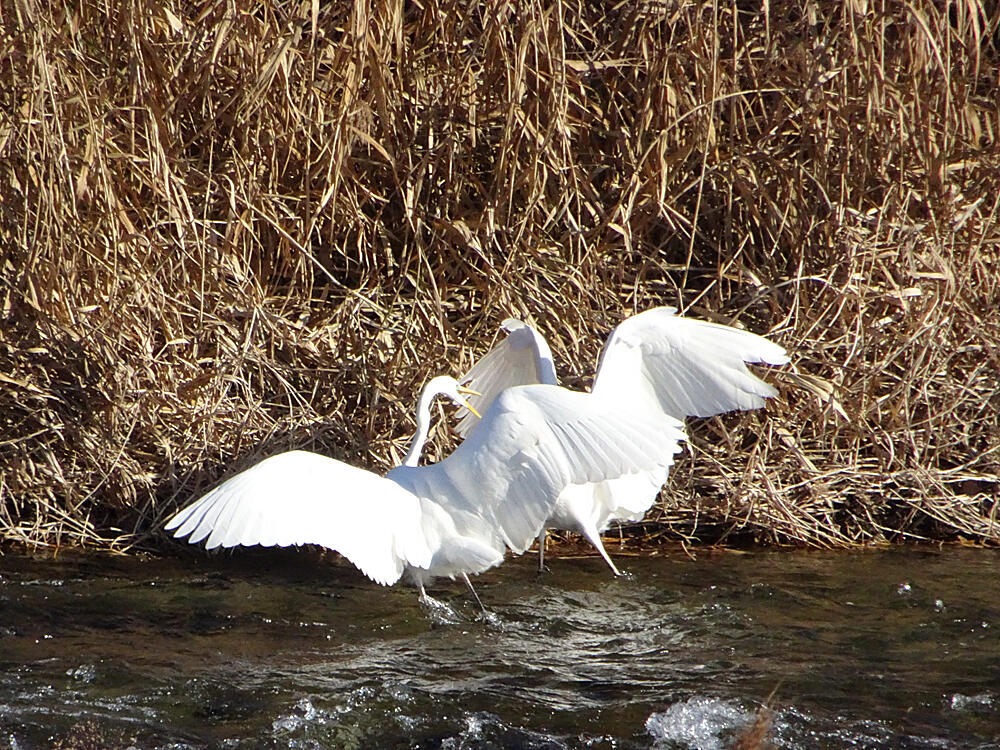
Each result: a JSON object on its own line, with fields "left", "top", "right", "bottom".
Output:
{"left": 592, "top": 307, "right": 788, "bottom": 418}
{"left": 165, "top": 451, "right": 432, "bottom": 586}
{"left": 456, "top": 320, "right": 557, "bottom": 437}
{"left": 390, "top": 384, "right": 686, "bottom": 555}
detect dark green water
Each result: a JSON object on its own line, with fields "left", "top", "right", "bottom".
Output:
{"left": 1, "top": 546, "right": 997, "bottom": 749}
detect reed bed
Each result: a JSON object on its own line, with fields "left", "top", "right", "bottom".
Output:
{"left": 2, "top": 0, "right": 998, "bottom": 551}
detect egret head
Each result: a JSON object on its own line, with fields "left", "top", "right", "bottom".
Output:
{"left": 424, "top": 375, "right": 482, "bottom": 418}
{"left": 501, "top": 318, "right": 528, "bottom": 333}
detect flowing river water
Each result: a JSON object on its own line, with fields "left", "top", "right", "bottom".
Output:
{"left": 1, "top": 545, "right": 997, "bottom": 749}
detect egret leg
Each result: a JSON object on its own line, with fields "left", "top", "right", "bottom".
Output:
{"left": 418, "top": 582, "right": 461, "bottom": 625}
{"left": 595, "top": 544, "right": 622, "bottom": 577}
{"left": 462, "top": 573, "right": 487, "bottom": 614}
{"left": 537, "top": 529, "right": 547, "bottom": 574}
{"left": 463, "top": 573, "right": 503, "bottom": 628}
{"left": 581, "top": 526, "right": 622, "bottom": 577}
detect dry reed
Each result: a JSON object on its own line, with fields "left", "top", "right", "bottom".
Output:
{"left": 1, "top": 0, "right": 998, "bottom": 551}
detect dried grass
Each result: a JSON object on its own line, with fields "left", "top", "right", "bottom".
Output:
{"left": 730, "top": 704, "right": 774, "bottom": 750}
{"left": 1, "top": 0, "right": 998, "bottom": 550}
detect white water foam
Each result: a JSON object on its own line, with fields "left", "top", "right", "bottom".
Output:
{"left": 646, "top": 695, "right": 754, "bottom": 750}
{"left": 949, "top": 691, "right": 995, "bottom": 711}
{"left": 272, "top": 696, "right": 323, "bottom": 733}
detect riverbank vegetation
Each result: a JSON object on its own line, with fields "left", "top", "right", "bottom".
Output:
{"left": 2, "top": 0, "right": 998, "bottom": 552}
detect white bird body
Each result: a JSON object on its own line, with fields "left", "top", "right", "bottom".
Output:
{"left": 457, "top": 308, "right": 789, "bottom": 574}
{"left": 389, "top": 383, "right": 684, "bottom": 586}
{"left": 550, "top": 470, "right": 667, "bottom": 536}
{"left": 166, "top": 376, "right": 684, "bottom": 596}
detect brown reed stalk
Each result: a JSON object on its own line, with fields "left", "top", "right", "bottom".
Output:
{"left": 1, "top": 0, "right": 998, "bottom": 550}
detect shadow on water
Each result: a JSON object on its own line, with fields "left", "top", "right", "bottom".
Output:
{"left": 1, "top": 545, "right": 998, "bottom": 749}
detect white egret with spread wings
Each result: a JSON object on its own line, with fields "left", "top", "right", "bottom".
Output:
{"left": 165, "top": 375, "right": 685, "bottom": 602}
{"left": 456, "top": 307, "right": 789, "bottom": 575}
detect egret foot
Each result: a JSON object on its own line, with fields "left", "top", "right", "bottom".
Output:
{"left": 418, "top": 586, "right": 461, "bottom": 625}
{"left": 461, "top": 575, "right": 504, "bottom": 629}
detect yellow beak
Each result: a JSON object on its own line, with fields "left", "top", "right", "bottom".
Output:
{"left": 457, "top": 384, "right": 482, "bottom": 418}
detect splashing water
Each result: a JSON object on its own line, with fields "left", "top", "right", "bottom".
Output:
{"left": 1, "top": 546, "right": 998, "bottom": 748}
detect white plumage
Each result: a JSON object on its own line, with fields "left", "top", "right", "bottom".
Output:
{"left": 456, "top": 307, "right": 789, "bottom": 574}
{"left": 167, "top": 450, "right": 432, "bottom": 586}
{"left": 166, "top": 375, "right": 684, "bottom": 597}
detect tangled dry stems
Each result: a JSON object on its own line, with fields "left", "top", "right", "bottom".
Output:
{"left": 2, "top": 0, "right": 998, "bottom": 551}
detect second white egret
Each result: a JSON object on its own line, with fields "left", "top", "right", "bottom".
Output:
{"left": 456, "top": 307, "right": 790, "bottom": 574}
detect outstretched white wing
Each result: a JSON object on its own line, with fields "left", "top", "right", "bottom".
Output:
{"left": 390, "top": 384, "right": 685, "bottom": 555}
{"left": 592, "top": 307, "right": 789, "bottom": 418}
{"left": 165, "top": 451, "right": 433, "bottom": 586}
{"left": 455, "top": 319, "right": 558, "bottom": 438}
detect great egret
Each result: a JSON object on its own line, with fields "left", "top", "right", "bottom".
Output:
{"left": 165, "top": 375, "right": 685, "bottom": 602}
{"left": 456, "top": 307, "right": 789, "bottom": 574}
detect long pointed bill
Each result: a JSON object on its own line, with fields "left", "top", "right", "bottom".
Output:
{"left": 457, "top": 384, "right": 483, "bottom": 418}
{"left": 458, "top": 398, "right": 482, "bottom": 419}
